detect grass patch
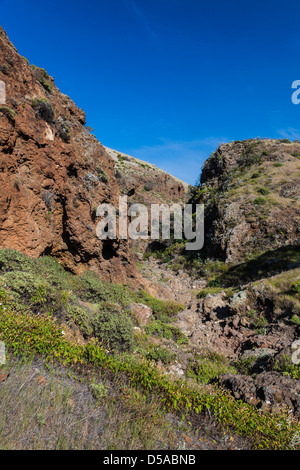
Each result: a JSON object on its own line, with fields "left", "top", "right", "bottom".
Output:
{"left": 0, "top": 105, "right": 16, "bottom": 121}
{"left": 0, "top": 249, "right": 184, "bottom": 353}
{"left": 187, "top": 352, "right": 237, "bottom": 384}
{"left": 210, "top": 245, "right": 300, "bottom": 287}
{"left": 1, "top": 299, "right": 299, "bottom": 449}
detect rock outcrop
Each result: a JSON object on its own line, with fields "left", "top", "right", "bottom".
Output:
{"left": 0, "top": 26, "right": 140, "bottom": 283}
{"left": 193, "top": 138, "right": 300, "bottom": 264}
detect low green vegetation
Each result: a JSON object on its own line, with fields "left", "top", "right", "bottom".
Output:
{"left": 1, "top": 294, "right": 300, "bottom": 449}
{"left": 144, "top": 320, "right": 188, "bottom": 345}
{"left": 31, "top": 97, "right": 54, "bottom": 122}
{"left": 187, "top": 352, "right": 237, "bottom": 384}
{"left": 253, "top": 196, "right": 266, "bottom": 205}
{"left": 0, "top": 105, "right": 16, "bottom": 121}
{"left": 0, "top": 356, "right": 183, "bottom": 450}
{"left": 208, "top": 245, "right": 300, "bottom": 288}
{"left": 0, "top": 249, "right": 184, "bottom": 354}
{"left": 1, "top": 249, "right": 300, "bottom": 449}
{"left": 30, "top": 64, "right": 52, "bottom": 93}
{"left": 143, "top": 345, "right": 177, "bottom": 364}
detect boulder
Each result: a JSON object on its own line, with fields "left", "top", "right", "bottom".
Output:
{"left": 128, "top": 302, "right": 153, "bottom": 326}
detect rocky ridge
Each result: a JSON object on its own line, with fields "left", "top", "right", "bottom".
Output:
{"left": 0, "top": 26, "right": 140, "bottom": 284}
{"left": 194, "top": 138, "right": 300, "bottom": 264}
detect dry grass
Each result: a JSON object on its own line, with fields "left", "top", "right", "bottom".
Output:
{"left": 0, "top": 355, "right": 233, "bottom": 450}
{"left": 0, "top": 356, "right": 181, "bottom": 450}
{"left": 265, "top": 268, "right": 300, "bottom": 316}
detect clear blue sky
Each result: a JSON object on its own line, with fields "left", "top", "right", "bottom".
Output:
{"left": 1, "top": 0, "right": 300, "bottom": 184}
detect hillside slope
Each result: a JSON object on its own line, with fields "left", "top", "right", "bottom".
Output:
{"left": 194, "top": 138, "right": 300, "bottom": 264}
{"left": 0, "top": 26, "right": 140, "bottom": 284}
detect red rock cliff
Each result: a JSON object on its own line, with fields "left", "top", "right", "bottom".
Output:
{"left": 0, "top": 26, "right": 138, "bottom": 284}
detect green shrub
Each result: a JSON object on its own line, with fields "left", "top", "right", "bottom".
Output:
{"left": 91, "top": 302, "right": 135, "bottom": 352}
{"left": 257, "top": 187, "right": 270, "bottom": 195}
{"left": 134, "top": 290, "right": 184, "bottom": 321}
{"left": 0, "top": 249, "right": 38, "bottom": 274}
{"left": 75, "top": 271, "right": 132, "bottom": 306}
{"left": 145, "top": 320, "right": 188, "bottom": 345}
{"left": 66, "top": 305, "right": 93, "bottom": 337}
{"left": 145, "top": 346, "right": 177, "bottom": 364}
{"left": 31, "top": 65, "right": 52, "bottom": 93}
{"left": 90, "top": 382, "right": 108, "bottom": 401}
{"left": 3, "top": 271, "right": 47, "bottom": 302}
{"left": 187, "top": 353, "right": 236, "bottom": 384}
{"left": 197, "top": 287, "right": 224, "bottom": 298}
{"left": 96, "top": 167, "right": 109, "bottom": 184}
{"left": 0, "top": 105, "right": 16, "bottom": 121}
{"left": 1, "top": 297, "right": 300, "bottom": 449}
{"left": 31, "top": 98, "right": 54, "bottom": 122}
{"left": 291, "top": 314, "right": 300, "bottom": 326}
{"left": 234, "top": 356, "right": 256, "bottom": 375}
{"left": 291, "top": 281, "right": 300, "bottom": 294}
{"left": 254, "top": 196, "right": 266, "bottom": 205}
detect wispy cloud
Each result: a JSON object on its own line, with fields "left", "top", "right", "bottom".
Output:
{"left": 277, "top": 128, "right": 300, "bottom": 141}
{"left": 121, "top": 0, "right": 158, "bottom": 41}
{"left": 123, "top": 137, "right": 228, "bottom": 185}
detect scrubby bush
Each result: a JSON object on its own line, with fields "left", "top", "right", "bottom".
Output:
{"left": 291, "top": 281, "right": 300, "bottom": 294}
{"left": 254, "top": 196, "right": 266, "bottom": 205}
{"left": 56, "top": 117, "right": 71, "bottom": 142}
{"left": 75, "top": 271, "right": 132, "bottom": 306}
{"left": 291, "top": 314, "right": 300, "bottom": 326}
{"left": 145, "top": 320, "right": 188, "bottom": 345}
{"left": 31, "top": 97, "right": 54, "bottom": 123}
{"left": 0, "top": 105, "right": 16, "bottom": 121}
{"left": 91, "top": 302, "right": 135, "bottom": 352}
{"left": 187, "top": 352, "right": 236, "bottom": 384}
{"left": 66, "top": 304, "right": 93, "bottom": 337}
{"left": 145, "top": 345, "right": 177, "bottom": 364}
{"left": 257, "top": 187, "right": 270, "bottom": 195}
{"left": 31, "top": 65, "right": 52, "bottom": 93}
{"left": 134, "top": 290, "right": 183, "bottom": 321}
{"left": 0, "top": 249, "right": 38, "bottom": 274}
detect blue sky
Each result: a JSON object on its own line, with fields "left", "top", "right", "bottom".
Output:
{"left": 1, "top": 0, "right": 300, "bottom": 184}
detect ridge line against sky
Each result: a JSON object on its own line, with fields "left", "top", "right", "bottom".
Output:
{"left": 1, "top": 0, "right": 300, "bottom": 184}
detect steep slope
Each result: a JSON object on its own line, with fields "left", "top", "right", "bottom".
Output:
{"left": 104, "top": 146, "right": 188, "bottom": 206}
{"left": 194, "top": 138, "right": 300, "bottom": 264}
{"left": 104, "top": 147, "right": 189, "bottom": 255}
{"left": 0, "top": 26, "right": 139, "bottom": 283}
{"left": 142, "top": 139, "right": 300, "bottom": 417}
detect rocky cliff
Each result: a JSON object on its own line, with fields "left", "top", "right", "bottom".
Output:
{"left": 192, "top": 138, "right": 300, "bottom": 264}
{"left": 0, "top": 26, "right": 142, "bottom": 283}
{"left": 104, "top": 146, "right": 189, "bottom": 255}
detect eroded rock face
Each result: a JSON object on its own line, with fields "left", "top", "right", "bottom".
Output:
{"left": 220, "top": 372, "right": 300, "bottom": 416}
{"left": 0, "top": 26, "right": 139, "bottom": 284}
{"left": 195, "top": 138, "right": 300, "bottom": 264}
{"left": 128, "top": 302, "right": 153, "bottom": 326}
{"left": 104, "top": 147, "right": 189, "bottom": 255}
